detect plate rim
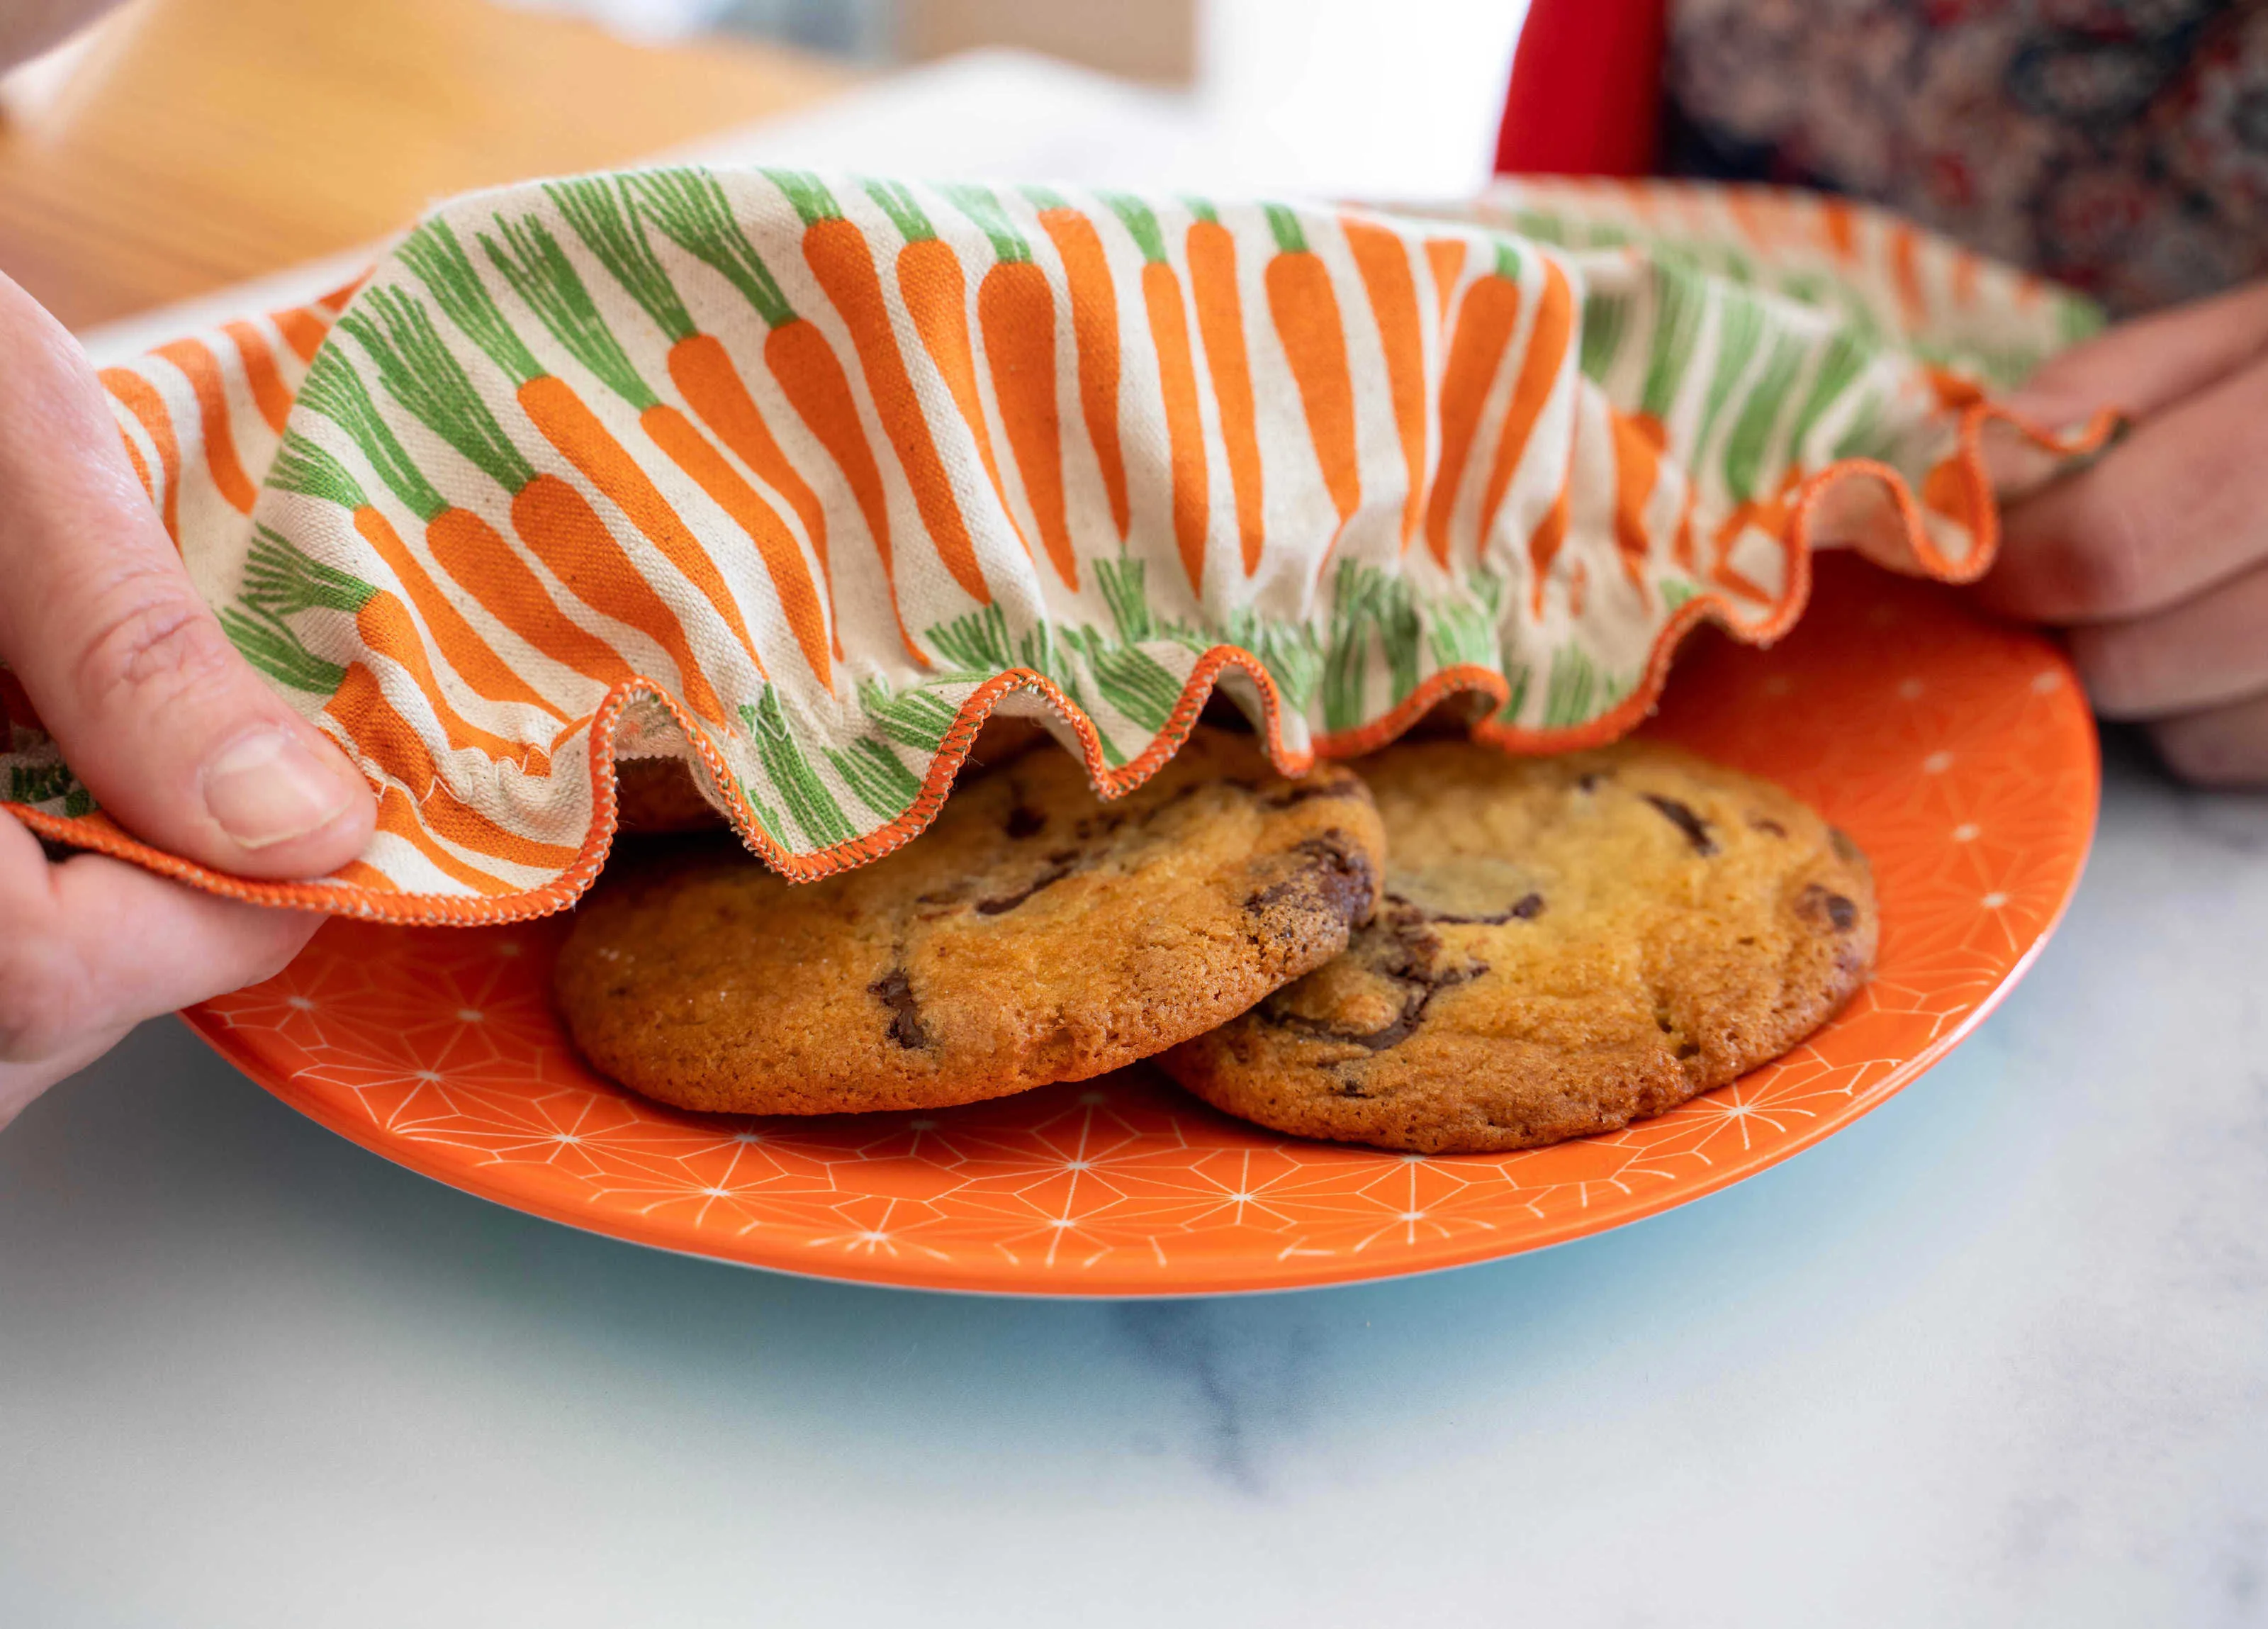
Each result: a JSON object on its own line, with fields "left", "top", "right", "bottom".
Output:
{"left": 182, "top": 576, "right": 2102, "bottom": 1297}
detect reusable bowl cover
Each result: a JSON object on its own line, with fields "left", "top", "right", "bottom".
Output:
{"left": 1, "top": 171, "right": 2112, "bottom": 922}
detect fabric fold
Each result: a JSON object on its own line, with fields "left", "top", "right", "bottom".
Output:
{"left": 1, "top": 172, "right": 2112, "bottom": 922}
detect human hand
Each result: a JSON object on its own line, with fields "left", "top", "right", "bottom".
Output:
{"left": 0, "top": 271, "right": 375, "bottom": 1127}
{"left": 1984, "top": 281, "right": 2268, "bottom": 785}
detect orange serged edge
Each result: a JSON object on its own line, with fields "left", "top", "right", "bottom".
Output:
{"left": 4, "top": 401, "right": 2120, "bottom": 925}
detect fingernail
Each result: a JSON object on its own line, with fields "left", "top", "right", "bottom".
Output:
{"left": 201, "top": 728, "right": 354, "bottom": 851}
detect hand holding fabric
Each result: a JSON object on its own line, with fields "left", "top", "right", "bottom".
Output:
{"left": 0, "top": 272, "right": 374, "bottom": 1124}
{"left": 1987, "top": 282, "right": 2268, "bottom": 784}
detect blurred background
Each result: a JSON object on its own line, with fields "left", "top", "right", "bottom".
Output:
{"left": 0, "top": 0, "right": 1527, "bottom": 343}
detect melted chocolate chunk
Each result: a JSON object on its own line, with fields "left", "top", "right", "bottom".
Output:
{"left": 1245, "top": 832, "right": 1376, "bottom": 925}
{"left": 1576, "top": 772, "right": 1605, "bottom": 793}
{"left": 1419, "top": 891, "right": 1545, "bottom": 926}
{"left": 1798, "top": 883, "right": 1858, "bottom": 932}
{"left": 1263, "top": 778, "right": 1362, "bottom": 808}
{"left": 975, "top": 859, "right": 1078, "bottom": 916}
{"left": 868, "top": 967, "right": 931, "bottom": 1049}
{"left": 1004, "top": 803, "right": 1047, "bottom": 840}
{"left": 1643, "top": 794, "right": 1719, "bottom": 856}
{"left": 1268, "top": 914, "right": 1484, "bottom": 1053}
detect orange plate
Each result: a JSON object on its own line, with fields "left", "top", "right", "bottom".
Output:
{"left": 185, "top": 556, "right": 2096, "bottom": 1296}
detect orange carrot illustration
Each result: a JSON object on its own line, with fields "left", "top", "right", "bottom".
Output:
{"left": 1609, "top": 410, "right": 1663, "bottom": 600}
{"left": 329, "top": 664, "right": 580, "bottom": 873}
{"left": 274, "top": 306, "right": 330, "bottom": 364}
{"left": 222, "top": 319, "right": 293, "bottom": 434}
{"left": 239, "top": 525, "right": 551, "bottom": 775}
{"left": 354, "top": 269, "right": 725, "bottom": 723}
{"left": 371, "top": 783, "right": 515, "bottom": 896}
{"left": 478, "top": 211, "right": 829, "bottom": 688}
{"left": 947, "top": 184, "right": 1075, "bottom": 588}
{"left": 1474, "top": 257, "right": 1574, "bottom": 546}
{"left": 266, "top": 427, "right": 570, "bottom": 725}
{"left": 327, "top": 294, "right": 644, "bottom": 699}
{"left": 1264, "top": 204, "right": 1359, "bottom": 553}
{"left": 770, "top": 169, "right": 990, "bottom": 606}
{"left": 1027, "top": 187, "right": 1129, "bottom": 543}
{"left": 1425, "top": 238, "right": 1468, "bottom": 325}
{"left": 546, "top": 178, "right": 846, "bottom": 663}
{"left": 1342, "top": 215, "right": 1428, "bottom": 552}
{"left": 627, "top": 167, "right": 922, "bottom": 663}
{"left": 865, "top": 179, "right": 1044, "bottom": 582}
{"left": 115, "top": 424, "right": 152, "bottom": 499}
{"left": 1107, "top": 194, "right": 1210, "bottom": 594}
{"left": 101, "top": 368, "right": 181, "bottom": 542}
{"left": 1184, "top": 198, "right": 1264, "bottom": 576}
{"left": 1423, "top": 240, "right": 1525, "bottom": 567}
{"left": 152, "top": 338, "right": 257, "bottom": 515}
{"left": 1527, "top": 483, "right": 1571, "bottom": 617}
{"left": 1819, "top": 197, "right": 1858, "bottom": 262}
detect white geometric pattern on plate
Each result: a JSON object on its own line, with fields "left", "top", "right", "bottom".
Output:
{"left": 189, "top": 556, "right": 2096, "bottom": 1294}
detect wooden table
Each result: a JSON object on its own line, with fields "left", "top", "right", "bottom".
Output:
{"left": 0, "top": 0, "right": 852, "bottom": 330}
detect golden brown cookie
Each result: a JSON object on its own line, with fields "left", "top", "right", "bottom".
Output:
{"left": 1158, "top": 739, "right": 1876, "bottom": 1154}
{"left": 557, "top": 729, "right": 1385, "bottom": 1114}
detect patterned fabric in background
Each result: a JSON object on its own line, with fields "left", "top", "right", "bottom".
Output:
{"left": 1663, "top": 0, "right": 2268, "bottom": 314}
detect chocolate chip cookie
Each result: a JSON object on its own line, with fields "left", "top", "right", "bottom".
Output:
{"left": 1158, "top": 739, "right": 1875, "bottom": 1153}
{"left": 556, "top": 729, "right": 1385, "bottom": 1114}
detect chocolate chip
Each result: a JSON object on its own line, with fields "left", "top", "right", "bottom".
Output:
{"left": 1829, "top": 827, "right": 1862, "bottom": 863}
{"left": 1428, "top": 891, "right": 1544, "bottom": 925}
{"left": 1263, "top": 778, "right": 1361, "bottom": 807}
{"left": 1267, "top": 915, "right": 1483, "bottom": 1053}
{"left": 1576, "top": 772, "right": 1605, "bottom": 793}
{"left": 1005, "top": 803, "right": 1047, "bottom": 839}
{"left": 868, "top": 967, "right": 931, "bottom": 1049}
{"left": 1246, "top": 832, "right": 1376, "bottom": 926}
{"left": 1798, "top": 884, "right": 1858, "bottom": 932}
{"left": 1748, "top": 815, "right": 1787, "bottom": 838}
{"left": 1643, "top": 794, "right": 1718, "bottom": 856}
{"left": 975, "top": 858, "right": 1077, "bottom": 915}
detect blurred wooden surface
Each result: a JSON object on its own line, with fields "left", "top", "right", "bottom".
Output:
{"left": 0, "top": 0, "right": 853, "bottom": 330}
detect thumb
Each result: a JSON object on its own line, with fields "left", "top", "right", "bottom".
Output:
{"left": 0, "top": 272, "right": 374, "bottom": 879}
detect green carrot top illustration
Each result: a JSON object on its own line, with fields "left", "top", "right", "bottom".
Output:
{"left": 336, "top": 285, "right": 538, "bottom": 496}
{"left": 1102, "top": 193, "right": 1169, "bottom": 264}
{"left": 397, "top": 218, "right": 545, "bottom": 388}
{"left": 940, "top": 183, "right": 1031, "bottom": 264}
{"left": 290, "top": 348, "right": 448, "bottom": 522}
{"left": 481, "top": 212, "right": 659, "bottom": 410}
{"left": 546, "top": 177, "right": 697, "bottom": 346}
{"left": 626, "top": 166, "right": 797, "bottom": 330}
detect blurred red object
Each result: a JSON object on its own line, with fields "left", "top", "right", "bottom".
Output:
{"left": 1493, "top": 0, "right": 1667, "bottom": 177}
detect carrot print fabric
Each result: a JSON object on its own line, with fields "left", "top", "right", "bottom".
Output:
{"left": 1, "top": 171, "right": 2113, "bottom": 922}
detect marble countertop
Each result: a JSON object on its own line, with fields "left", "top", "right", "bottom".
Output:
{"left": 7, "top": 734, "right": 2264, "bottom": 1625}
{"left": 11, "top": 52, "right": 2267, "bottom": 1628}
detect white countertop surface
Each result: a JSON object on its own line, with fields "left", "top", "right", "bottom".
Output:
{"left": 12, "top": 50, "right": 2267, "bottom": 1628}
{"left": 7, "top": 735, "right": 2265, "bottom": 1626}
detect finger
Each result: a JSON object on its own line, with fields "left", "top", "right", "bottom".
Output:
{"left": 1981, "top": 354, "right": 2268, "bottom": 623}
{"left": 2152, "top": 693, "right": 2268, "bottom": 788}
{"left": 2002, "top": 281, "right": 2268, "bottom": 427}
{"left": 2067, "top": 560, "right": 2268, "bottom": 720}
{"left": 0, "top": 811, "right": 318, "bottom": 1080}
{"left": 0, "top": 271, "right": 374, "bottom": 879}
